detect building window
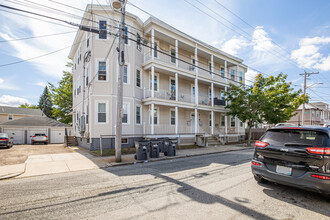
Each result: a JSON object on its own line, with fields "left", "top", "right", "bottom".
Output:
{"left": 98, "top": 61, "right": 106, "bottom": 81}
{"left": 122, "top": 138, "right": 128, "bottom": 144}
{"left": 170, "top": 47, "right": 176, "bottom": 63}
{"left": 209, "top": 63, "right": 212, "bottom": 74}
{"left": 123, "top": 65, "right": 128, "bottom": 83}
{"left": 209, "top": 114, "right": 212, "bottom": 126}
{"left": 231, "top": 117, "right": 235, "bottom": 127}
{"left": 122, "top": 104, "right": 128, "bottom": 124}
{"left": 221, "top": 91, "right": 225, "bottom": 100}
{"left": 230, "top": 70, "right": 235, "bottom": 81}
{"left": 150, "top": 73, "right": 158, "bottom": 91}
{"left": 98, "top": 103, "right": 106, "bottom": 123}
{"left": 209, "top": 87, "right": 212, "bottom": 104}
{"left": 221, "top": 115, "right": 225, "bottom": 126}
{"left": 136, "top": 106, "right": 141, "bottom": 125}
{"left": 124, "top": 27, "right": 128, "bottom": 44}
{"left": 190, "top": 58, "right": 195, "bottom": 71}
{"left": 240, "top": 121, "right": 243, "bottom": 127}
{"left": 239, "top": 71, "right": 243, "bottom": 82}
{"left": 170, "top": 109, "right": 175, "bottom": 125}
{"left": 136, "top": 69, "right": 141, "bottom": 87}
{"left": 8, "top": 115, "right": 13, "bottom": 120}
{"left": 170, "top": 78, "right": 176, "bottom": 99}
{"left": 150, "top": 108, "right": 158, "bottom": 125}
{"left": 221, "top": 67, "right": 225, "bottom": 78}
{"left": 153, "top": 42, "right": 158, "bottom": 58}
{"left": 99, "top": 20, "right": 107, "bottom": 39}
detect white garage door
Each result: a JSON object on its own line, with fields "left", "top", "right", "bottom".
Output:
{"left": 51, "top": 128, "right": 65, "bottom": 144}
{"left": 28, "top": 128, "right": 48, "bottom": 144}
{"left": 3, "top": 128, "right": 24, "bottom": 144}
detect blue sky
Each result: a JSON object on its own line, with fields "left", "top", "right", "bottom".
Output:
{"left": 0, "top": 0, "right": 329, "bottom": 106}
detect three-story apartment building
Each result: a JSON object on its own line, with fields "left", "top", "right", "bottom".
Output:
{"left": 69, "top": 5, "right": 247, "bottom": 150}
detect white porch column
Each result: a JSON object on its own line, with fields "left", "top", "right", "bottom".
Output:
{"left": 175, "top": 106, "right": 178, "bottom": 134}
{"left": 195, "top": 78, "right": 198, "bottom": 105}
{"left": 151, "top": 66, "right": 155, "bottom": 98}
{"left": 151, "top": 104, "right": 154, "bottom": 135}
{"left": 211, "top": 82, "right": 214, "bottom": 107}
{"left": 224, "top": 60, "right": 228, "bottom": 83}
{"left": 151, "top": 29, "right": 155, "bottom": 60}
{"left": 211, "top": 111, "right": 214, "bottom": 135}
{"left": 175, "top": 39, "right": 178, "bottom": 67}
{"left": 175, "top": 72, "right": 178, "bottom": 102}
{"left": 225, "top": 86, "right": 228, "bottom": 135}
{"left": 195, "top": 108, "right": 198, "bottom": 134}
{"left": 211, "top": 55, "right": 214, "bottom": 78}
{"left": 195, "top": 44, "right": 198, "bottom": 75}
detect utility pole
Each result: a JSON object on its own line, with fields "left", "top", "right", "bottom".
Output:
{"left": 113, "top": 0, "right": 127, "bottom": 162}
{"left": 299, "top": 71, "right": 319, "bottom": 125}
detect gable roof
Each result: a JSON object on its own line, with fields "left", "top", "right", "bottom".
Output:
{"left": 0, "top": 116, "right": 70, "bottom": 127}
{"left": 0, "top": 106, "right": 43, "bottom": 116}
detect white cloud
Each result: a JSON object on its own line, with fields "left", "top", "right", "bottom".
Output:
{"left": 244, "top": 69, "right": 259, "bottom": 85}
{"left": 0, "top": 95, "right": 30, "bottom": 107}
{"left": 35, "top": 82, "right": 47, "bottom": 87}
{"left": 0, "top": 77, "right": 19, "bottom": 90}
{"left": 291, "top": 36, "right": 330, "bottom": 71}
{"left": 252, "top": 26, "right": 276, "bottom": 52}
{"left": 220, "top": 37, "right": 249, "bottom": 56}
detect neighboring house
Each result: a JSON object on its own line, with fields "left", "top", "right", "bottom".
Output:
{"left": 69, "top": 5, "right": 247, "bottom": 150}
{"left": 287, "top": 102, "right": 330, "bottom": 126}
{"left": 0, "top": 106, "right": 43, "bottom": 125}
{"left": 0, "top": 116, "right": 71, "bottom": 144}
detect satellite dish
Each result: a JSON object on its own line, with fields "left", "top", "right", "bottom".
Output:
{"left": 112, "top": 0, "right": 122, "bottom": 10}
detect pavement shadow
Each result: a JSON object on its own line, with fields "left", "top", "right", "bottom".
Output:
{"left": 261, "top": 181, "right": 330, "bottom": 217}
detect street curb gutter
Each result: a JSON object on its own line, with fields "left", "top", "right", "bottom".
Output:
{"left": 0, "top": 164, "right": 26, "bottom": 180}
{"left": 106, "top": 147, "right": 253, "bottom": 168}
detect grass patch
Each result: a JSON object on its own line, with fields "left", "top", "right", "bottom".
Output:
{"left": 92, "top": 147, "right": 136, "bottom": 157}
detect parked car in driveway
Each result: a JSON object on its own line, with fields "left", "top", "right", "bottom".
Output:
{"left": 251, "top": 126, "right": 330, "bottom": 197}
{"left": 31, "top": 133, "right": 48, "bottom": 145}
{"left": 0, "top": 133, "right": 13, "bottom": 148}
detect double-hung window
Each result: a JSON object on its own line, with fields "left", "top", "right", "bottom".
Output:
{"left": 8, "top": 115, "right": 13, "bottom": 120}
{"left": 136, "top": 69, "right": 141, "bottom": 87}
{"left": 170, "top": 78, "right": 176, "bottom": 99}
{"left": 136, "top": 106, "right": 141, "bottom": 125}
{"left": 221, "top": 115, "right": 225, "bottom": 126}
{"left": 239, "top": 71, "right": 243, "bottom": 82}
{"left": 98, "top": 103, "right": 106, "bottom": 123}
{"left": 150, "top": 108, "right": 158, "bottom": 125}
{"left": 170, "top": 47, "right": 176, "bottom": 63}
{"left": 230, "top": 69, "right": 235, "bottom": 81}
{"left": 153, "top": 42, "right": 158, "bottom": 58}
{"left": 122, "top": 104, "right": 128, "bottom": 124}
{"left": 123, "top": 65, "right": 128, "bottom": 83}
{"left": 98, "top": 61, "right": 106, "bottom": 81}
{"left": 231, "top": 117, "right": 235, "bottom": 127}
{"left": 170, "top": 110, "right": 175, "bottom": 125}
{"left": 221, "top": 67, "right": 225, "bottom": 78}
{"left": 99, "top": 20, "right": 107, "bottom": 39}
{"left": 150, "top": 73, "right": 158, "bottom": 91}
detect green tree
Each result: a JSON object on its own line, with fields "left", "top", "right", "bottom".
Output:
{"left": 48, "top": 61, "right": 73, "bottom": 125}
{"left": 19, "top": 103, "right": 39, "bottom": 109}
{"left": 38, "top": 86, "right": 53, "bottom": 118}
{"left": 225, "top": 73, "right": 307, "bottom": 145}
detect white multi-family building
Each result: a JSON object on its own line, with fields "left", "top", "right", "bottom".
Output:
{"left": 69, "top": 5, "right": 247, "bottom": 150}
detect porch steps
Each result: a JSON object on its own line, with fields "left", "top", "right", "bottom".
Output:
{"left": 207, "top": 136, "right": 223, "bottom": 146}
{"left": 65, "top": 136, "right": 78, "bottom": 147}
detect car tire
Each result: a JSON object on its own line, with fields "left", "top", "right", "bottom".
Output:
{"left": 45, "top": 142, "right": 48, "bottom": 145}
{"left": 254, "top": 174, "right": 267, "bottom": 183}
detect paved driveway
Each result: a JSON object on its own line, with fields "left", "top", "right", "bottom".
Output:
{"left": 0, "top": 144, "right": 73, "bottom": 166}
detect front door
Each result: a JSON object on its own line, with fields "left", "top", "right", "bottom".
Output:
{"left": 191, "top": 113, "right": 195, "bottom": 133}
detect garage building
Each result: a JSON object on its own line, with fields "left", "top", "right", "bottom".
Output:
{"left": 0, "top": 116, "right": 71, "bottom": 144}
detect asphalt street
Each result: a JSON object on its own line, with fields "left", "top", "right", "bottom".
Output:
{"left": 0, "top": 149, "right": 329, "bottom": 220}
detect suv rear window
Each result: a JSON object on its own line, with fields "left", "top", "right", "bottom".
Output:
{"left": 35, "top": 134, "right": 46, "bottom": 136}
{"left": 261, "top": 129, "right": 329, "bottom": 147}
{"left": 0, "top": 133, "right": 8, "bottom": 138}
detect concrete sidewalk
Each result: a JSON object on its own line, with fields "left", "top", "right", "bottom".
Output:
{"left": 0, "top": 145, "right": 252, "bottom": 180}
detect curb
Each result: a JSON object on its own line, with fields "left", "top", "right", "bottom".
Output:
{"left": 0, "top": 163, "right": 26, "bottom": 181}
{"left": 106, "top": 147, "right": 253, "bottom": 168}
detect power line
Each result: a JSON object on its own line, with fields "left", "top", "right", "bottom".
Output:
{"left": 0, "top": 31, "right": 76, "bottom": 43}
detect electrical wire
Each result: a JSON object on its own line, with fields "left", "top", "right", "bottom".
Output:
{"left": 0, "top": 31, "right": 76, "bottom": 43}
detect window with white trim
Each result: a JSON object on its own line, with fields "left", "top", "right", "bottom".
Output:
{"left": 170, "top": 47, "right": 176, "bottom": 63}
{"left": 153, "top": 42, "right": 158, "bottom": 58}
{"left": 170, "top": 109, "right": 175, "bottom": 125}
{"left": 231, "top": 116, "right": 235, "bottom": 127}
{"left": 122, "top": 104, "right": 128, "bottom": 124}
{"left": 150, "top": 107, "right": 158, "bottom": 125}
{"left": 221, "top": 67, "right": 225, "bottom": 77}
{"left": 221, "top": 115, "right": 225, "bottom": 126}
{"left": 149, "top": 73, "right": 159, "bottom": 91}
{"left": 136, "top": 106, "right": 141, "bottom": 125}
{"left": 98, "top": 103, "right": 106, "bottom": 123}
{"left": 99, "top": 20, "right": 107, "bottom": 39}
{"left": 98, "top": 61, "right": 106, "bottom": 81}
{"left": 136, "top": 69, "right": 141, "bottom": 87}
{"left": 123, "top": 65, "right": 128, "bottom": 83}
{"left": 8, "top": 114, "right": 13, "bottom": 120}
{"left": 230, "top": 69, "right": 235, "bottom": 81}
{"left": 239, "top": 71, "right": 243, "bottom": 82}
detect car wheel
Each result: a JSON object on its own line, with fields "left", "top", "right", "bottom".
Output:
{"left": 45, "top": 142, "right": 48, "bottom": 145}
{"left": 31, "top": 142, "right": 34, "bottom": 145}
{"left": 254, "top": 174, "right": 267, "bottom": 183}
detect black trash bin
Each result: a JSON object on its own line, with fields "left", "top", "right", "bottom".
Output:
{"left": 134, "top": 141, "right": 149, "bottom": 160}
{"left": 167, "top": 138, "right": 177, "bottom": 156}
{"left": 149, "top": 141, "right": 160, "bottom": 158}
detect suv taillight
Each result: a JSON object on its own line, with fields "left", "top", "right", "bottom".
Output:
{"left": 307, "top": 147, "right": 330, "bottom": 155}
{"left": 44, "top": 136, "right": 47, "bottom": 138}
{"left": 32, "top": 136, "right": 36, "bottom": 138}
{"left": 255, "top": 141, "right": 268, "bottom": 148}
{"left": 311, "top": 174, "right": 330, "bottom": 180}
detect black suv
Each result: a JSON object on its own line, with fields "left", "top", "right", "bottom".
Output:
{"left": 251, "top": 126, "right": 330, "bottom": 196}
